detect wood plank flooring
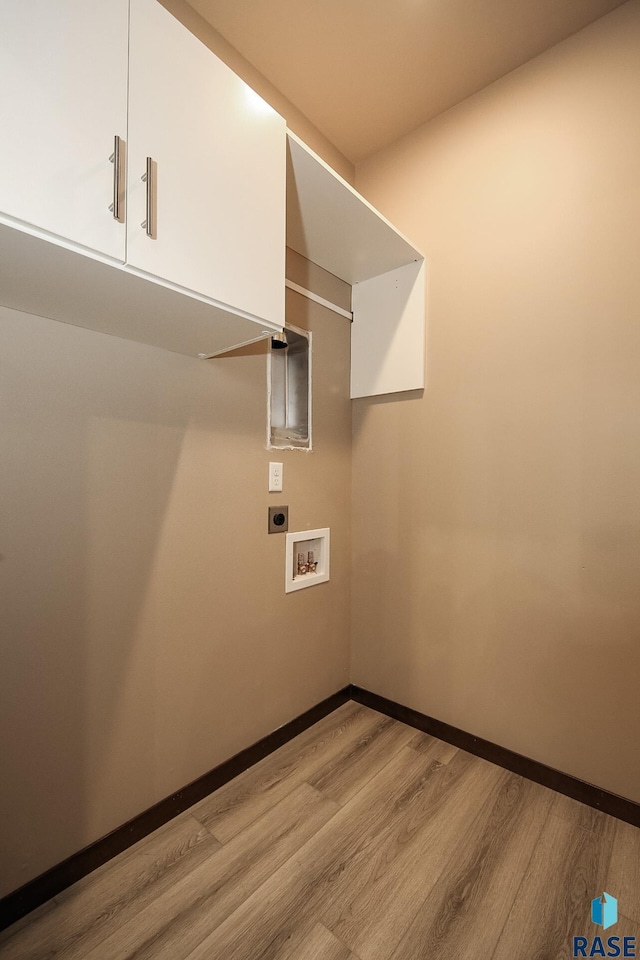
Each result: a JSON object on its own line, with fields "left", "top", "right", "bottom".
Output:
{"left": 1, "top": 701, "right": 638, "bottom": 960}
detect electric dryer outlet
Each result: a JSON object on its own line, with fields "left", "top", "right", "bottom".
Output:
{"left": 268, "top": 506, "right": 289, "bottom": 533}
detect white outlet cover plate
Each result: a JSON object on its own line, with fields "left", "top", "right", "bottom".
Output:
{"left": 269, "top": 461, "right": 283, "bottom": 492}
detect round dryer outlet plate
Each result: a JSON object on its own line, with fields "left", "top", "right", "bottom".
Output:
{"left": 268, "top": 505, "right": 289, "bottom": 533}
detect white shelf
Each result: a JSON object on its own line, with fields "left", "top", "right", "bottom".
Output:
{"left": 286, "top": 131, "right": 426, "bottom": 400}
{"left": 286, "top": 131, "right": 423, "bottom": 285}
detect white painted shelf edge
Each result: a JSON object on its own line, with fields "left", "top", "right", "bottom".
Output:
{"left": 286, "top": 130, "right": 424, "bottom": 286}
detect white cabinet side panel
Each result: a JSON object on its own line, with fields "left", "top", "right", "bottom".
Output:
{"left": 0, "top": 0, "right": 128, "bottom": 260}
{"left": 127, "top": 0, "right": 285, "bottom": 327}
{"left": 351, "top": 260, "right": 426, "bottom": 399}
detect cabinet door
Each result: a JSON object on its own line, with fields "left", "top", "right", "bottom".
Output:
{"left": 127, "top": 0, "right": 285, "bottom": 327}
{"left": 0, "top": 0, "right": 128, "bottom": 260}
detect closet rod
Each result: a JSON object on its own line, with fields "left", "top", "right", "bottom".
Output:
{"left": 285, "top": 279, "right": 352, "bottom": 321}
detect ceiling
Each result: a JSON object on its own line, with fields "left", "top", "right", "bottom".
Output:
{"left": 187, "top": 0, "right": 628, "bottom": 163}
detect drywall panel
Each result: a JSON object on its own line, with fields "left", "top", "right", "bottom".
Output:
{"left": 352, "top": 2, "right": 640, "bottom": 804}
{"left": 0, "top": 268, "right": 351, "bottom": 898}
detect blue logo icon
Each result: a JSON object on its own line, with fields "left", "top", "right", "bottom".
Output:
{"left": 573, "top": 893, "right": 634, "bottom": 957}
{"left": 592, "top": 893, "right": 618, "bottom": 931}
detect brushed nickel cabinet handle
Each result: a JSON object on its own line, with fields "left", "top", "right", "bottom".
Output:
{"left": 108, "top": 135, "right": 126, "bottom": 223}
{"left": 141, "top": 157, "right": 157, "bottom": 239}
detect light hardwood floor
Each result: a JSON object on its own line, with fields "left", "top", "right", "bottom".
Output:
{"left": 1, "top": 701, "right": 638, "bottom": 959}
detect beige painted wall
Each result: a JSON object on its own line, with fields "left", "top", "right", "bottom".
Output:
{"left": 353, "top": 1, "right": 640, "bottom": 802}
{"left": 0, "top": 268, "right": 351, "bottom": 897}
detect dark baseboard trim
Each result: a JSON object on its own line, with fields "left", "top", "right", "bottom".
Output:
{"left": 349, "top": 684, "right": 640, "bottom": 829}
{"left": 4, "top": 683, "right": 639, "bottom": 933}
{"left": 0, "top": 686, "right": 351, "bottom": 933}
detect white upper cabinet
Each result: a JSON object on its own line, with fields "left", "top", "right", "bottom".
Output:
{"left": 0, "top": 0, "right": 417, "bottom": 375}
{"left": 0, "top": 0, "right": 285, "bottom": 357}
{"left": 0, "top": 0, "right": 129, "bottom": 261}
{"left": 126, "top": 0, "right": 285, "bottom": 328}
